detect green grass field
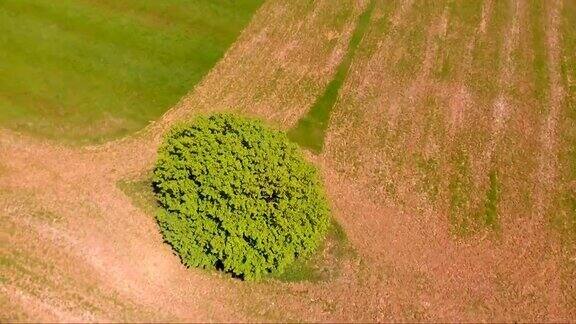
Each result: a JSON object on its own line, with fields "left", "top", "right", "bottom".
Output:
{"left": 0, "top": 0, "right": 262, "bottom": 143}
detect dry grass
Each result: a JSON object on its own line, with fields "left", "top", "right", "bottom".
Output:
{"left": 1, "top": 0, "right": 575, "bottom": 321}
{"left": 325, "top": 0, "right": 574, "bottom": 320}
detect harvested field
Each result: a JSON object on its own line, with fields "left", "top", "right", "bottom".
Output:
{"left": 1, "top": 0, "right": 575, "bottom": 322}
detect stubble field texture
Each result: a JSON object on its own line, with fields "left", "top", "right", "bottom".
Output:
{"left": 1, "top": 0, "right": 575, "bottom": 322}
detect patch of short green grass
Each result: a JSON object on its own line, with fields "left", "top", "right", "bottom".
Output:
{"left": 0, "top": 0, "right": 262, "bottom": 144}
{"left": 117, "top": 176, "right": 157, "bottom": 216}
{"left": 449, "top": 149, "right": 502, "bottom": 236}
{"left": 449, "top": 148, "right": 474, "bottom": 235}
{"left": 480, "top": 170, "right": 501, "bottom": 231}
{"left": 269, "top": 220, "right": 355, "bottom": 283}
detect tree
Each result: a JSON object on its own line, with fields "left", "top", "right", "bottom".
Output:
{"left": 153, "top": 113, "right": 330, "bottom": 279}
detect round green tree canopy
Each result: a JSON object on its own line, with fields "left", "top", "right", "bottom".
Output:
{"left": 153, "top": 113, "right": 330, "bottom": 279}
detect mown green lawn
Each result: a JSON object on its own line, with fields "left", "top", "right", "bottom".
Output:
{"left": 0, "top": 0, "right": 262, "bottom": 143}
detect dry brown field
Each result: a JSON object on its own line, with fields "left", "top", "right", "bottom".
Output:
{"left": 1, "top": 0, "right": 575, "bottom": 321}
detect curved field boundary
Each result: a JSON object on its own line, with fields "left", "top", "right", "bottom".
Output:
{"left": 0, "top": 0, "right": 263, "bottom": 144}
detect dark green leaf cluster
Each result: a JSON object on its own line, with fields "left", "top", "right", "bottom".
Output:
{"left": 153, "top": 113, "right": 330, "bottom": 279}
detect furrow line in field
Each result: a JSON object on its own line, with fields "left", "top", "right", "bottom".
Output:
{"left": 355, "top": 0, "right": 416, "bottom": 134}
{"left": 537, "top": 0, "right": 565, "bottom": 217}
{"left": 448, "top": 0, "right": 495, "bottom": 136}
{"left": 394, "top": 2, "right": 450, "bottom": 137}
{"left": 419, "top": 5, "right": 450, "bottom": 82}
{"left": 390, "top": 0, "right": 415, "bottom": 29}
{"left": 463, "top": 0, "right": 493, "bottom": 75}
{"left": 484, "top": 0, "right": 521, "bottom": 164}
{"left": 288, "top": 0, "right": 376, "bottom": 152}
{"left": 0, "top": 285, "right": 90, "bottom": 323}
{"left": 479, "top": 0, "right": 493, "bottom": 35}
{"left": 396, "top": 2, "right": 450, "bottom": 132}
{"left": 366, "top": 0, "right": 415, "bottom": 72}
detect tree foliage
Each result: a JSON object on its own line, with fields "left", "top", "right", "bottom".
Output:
{"left": 153, "top": 113, "right": 330, "bottom": 279}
